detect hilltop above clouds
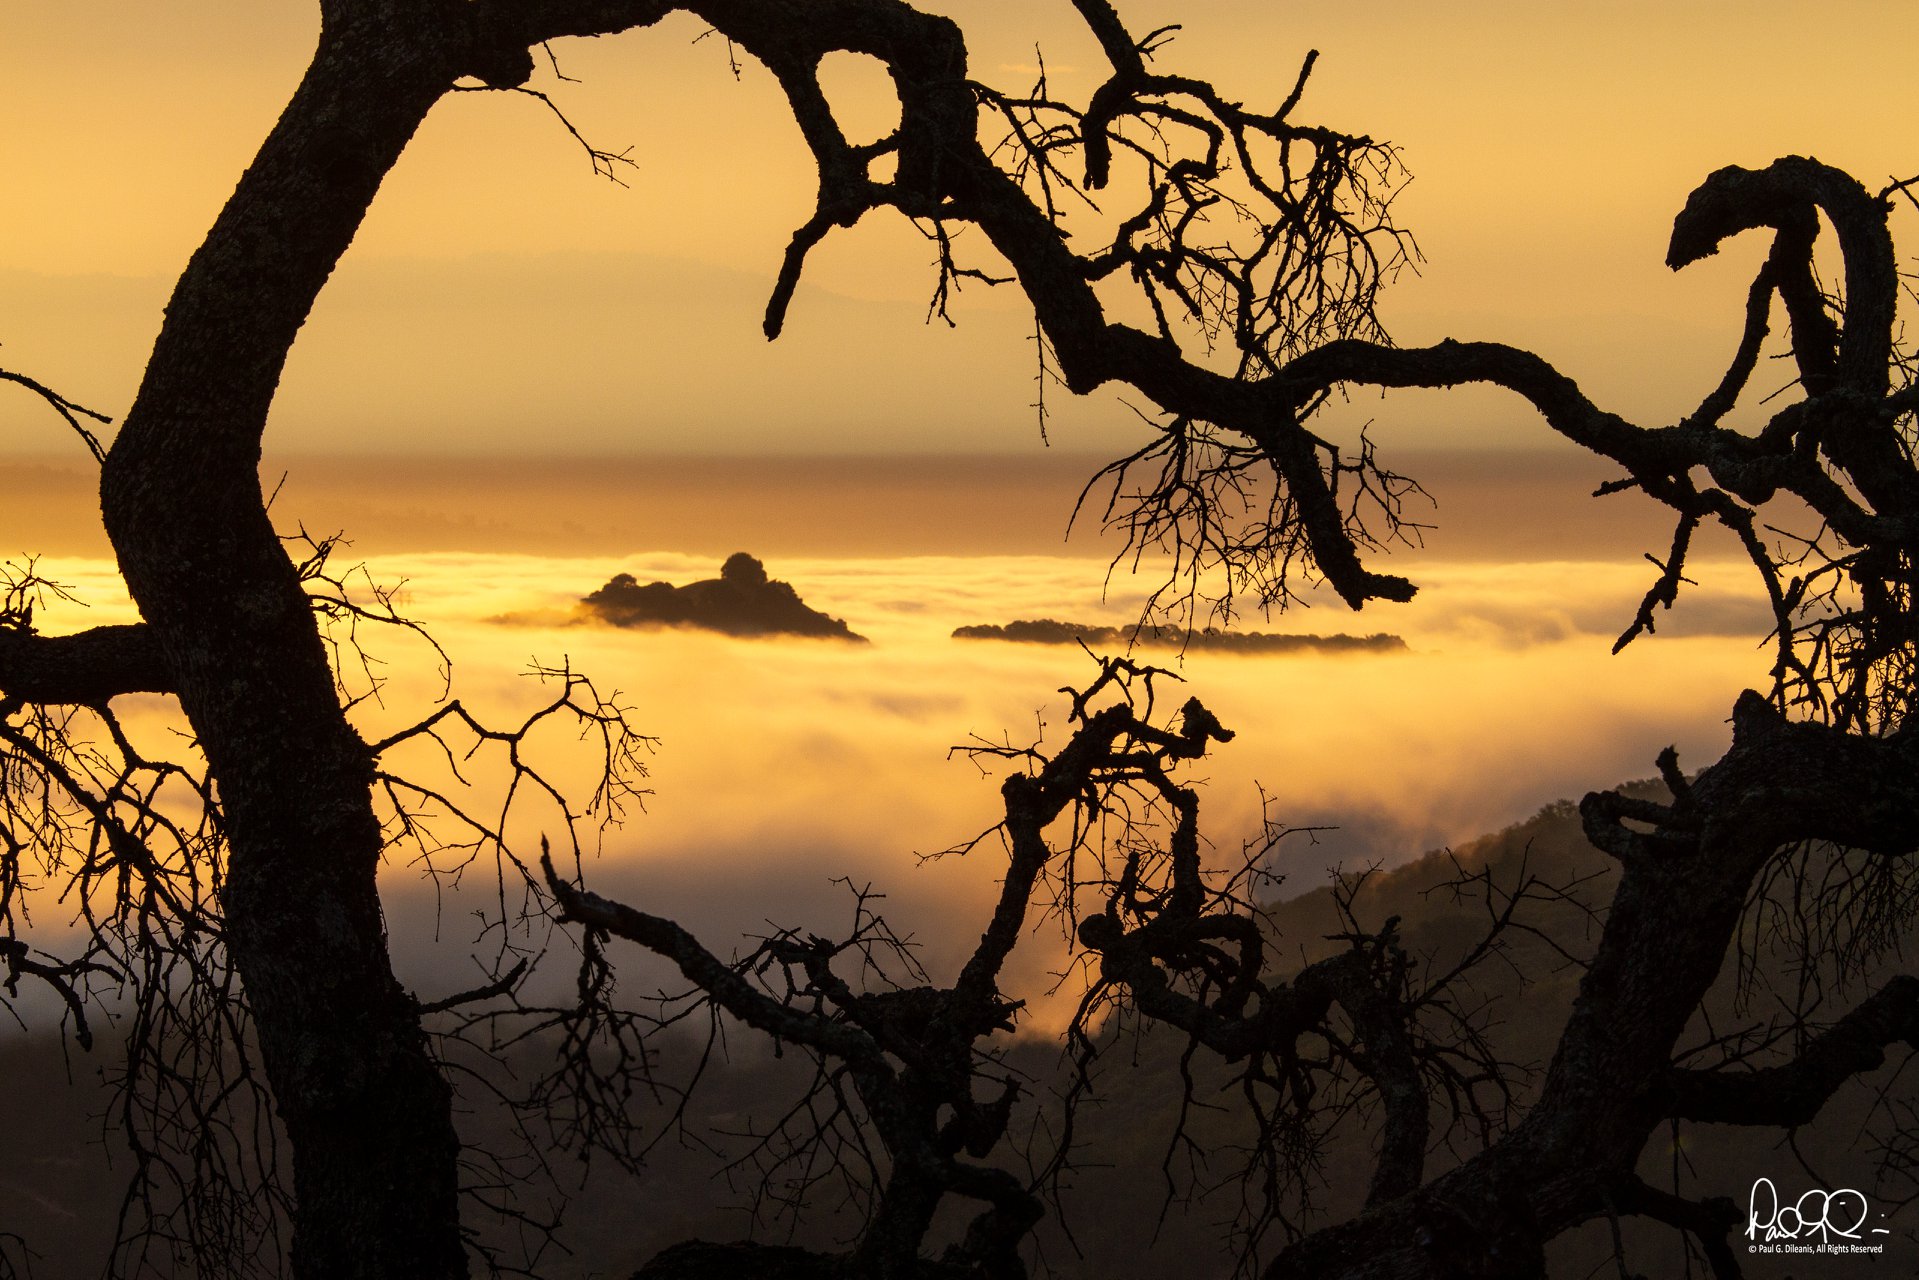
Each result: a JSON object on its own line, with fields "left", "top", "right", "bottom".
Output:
{"left": 582, "top": 552, "right": 865, "bottom": 641}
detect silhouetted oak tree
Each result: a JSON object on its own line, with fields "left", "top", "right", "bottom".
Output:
{"left": 3, "top": 1, "right": 1917, "bottom": 1279}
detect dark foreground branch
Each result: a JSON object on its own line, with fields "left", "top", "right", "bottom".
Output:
{"left": 1, "top": 363, "right": 112, "bottom": 462}
{"left": 0, "top": 624, "right": 172, "bottom": 705}
{"left": 1663, "top": 974, "right": 1919, "bottom": 1127}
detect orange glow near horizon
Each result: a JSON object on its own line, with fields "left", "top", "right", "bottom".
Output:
{"left": 2, "top": 2, "right": 1915, "bottom": 459}
{"left": 0, "top": 1, "right": 1903, "bottom": 1032}
{"left": 18, "top": 536, "right": 1771, "bottom": 1028}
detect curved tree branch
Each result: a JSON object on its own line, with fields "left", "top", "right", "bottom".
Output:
{"left": 1664, "top": 974, "right": 1919, "bottom": 1127}
{"left": 542, "top": 847, "right": 886, "bottom": 1066}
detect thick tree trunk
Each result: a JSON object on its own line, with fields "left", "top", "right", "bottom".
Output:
{"left": 99, "top": 10, "right": 467, "bottom": 1277}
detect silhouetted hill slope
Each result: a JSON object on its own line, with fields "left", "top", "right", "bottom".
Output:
{"left": 4, "top": 792, "right": 1912, "bottom": 1278}
{"left": 1210, "top": 794, "right": 1917, "bottom": 1279}
{"left": 583, "top": 553, "right": 864, "bottom": 640}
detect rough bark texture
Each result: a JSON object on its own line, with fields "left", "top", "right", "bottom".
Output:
{"left": 98, "top": 9, "right": 471, "bottom": 1276}
{"left": 50, "top": 2, "right": 669, "bottom": 1272}
{"left": 0, "top": 624, "right": 168, "bottom": 705}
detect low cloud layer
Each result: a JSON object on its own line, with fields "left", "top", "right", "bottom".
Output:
{"left": 953, "top": 618, "right": 1406, "bottom": 653}
{"left": 20, "top": 548, "right": 1777, "bottom": 1030}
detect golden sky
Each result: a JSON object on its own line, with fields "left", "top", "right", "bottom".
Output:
{"left": 6, "top": 0, "right": 1874, "bottom": 1047}
{"left": 25, "top": 542, "right": 1766, "bottom": 1021}
{"left": 3, "top": 1, "right": 1914, "bottom": 457}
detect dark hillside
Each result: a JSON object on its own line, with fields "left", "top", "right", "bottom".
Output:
{"left": 3, "top": 795, "right": 1912, "bottom": 1278}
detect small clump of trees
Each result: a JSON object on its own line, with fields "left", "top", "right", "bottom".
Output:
{"left": 3, "top": 1, "right": 1918, "bottom": 1278}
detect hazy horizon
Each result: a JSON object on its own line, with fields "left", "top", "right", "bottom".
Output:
{"left": 0, "top": 442, "right": 1748, "bottom": 561}
{"left": 13, "top": 484, "right": 1774, "bottom": 1027}
{"left": 5, "top": 3, "right": 1914, "bottom": 458}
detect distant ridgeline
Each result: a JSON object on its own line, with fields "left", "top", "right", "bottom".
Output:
{"left": 953, "top": 619, "right": 1405, "bottom": 653}
{"left": 582, "top": 553, "right": 865, "bottom": 641}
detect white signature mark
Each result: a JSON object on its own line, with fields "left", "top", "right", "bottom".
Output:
{"left": 1747, "top": 1177, "right": 1892, "bottom": 1242}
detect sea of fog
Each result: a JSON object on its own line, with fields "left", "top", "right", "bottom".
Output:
{"left": 19, "top": 542, "right": 1775, "bottom": 1025}
{"left": 0, "top": 445, "right": 1793, "bottom": 1021}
